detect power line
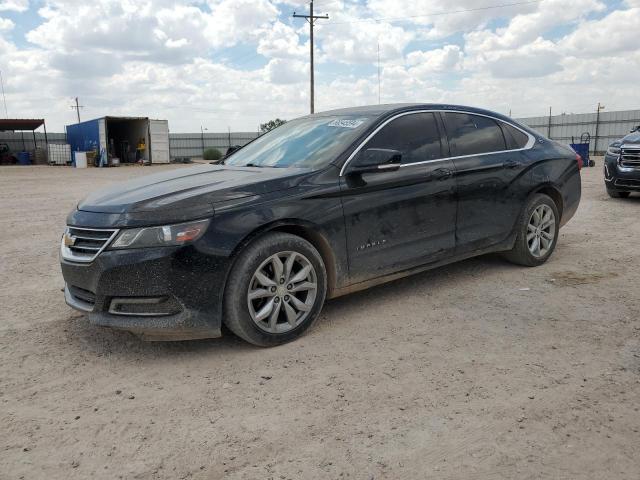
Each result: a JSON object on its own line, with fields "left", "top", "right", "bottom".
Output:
{"left": 322, "top": 0, "right": 542, "bottom": 26}
{"left": 213, "top": 0, "right": 541, "bottom": 76}
{"left": 293, "top": 1, "right": 329, "bottom": 114}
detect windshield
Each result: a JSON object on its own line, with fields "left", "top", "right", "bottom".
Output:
{"left": 224, "top": 115, "right": 375, "bottom": 169}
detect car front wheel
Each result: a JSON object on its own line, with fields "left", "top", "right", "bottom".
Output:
{"left": 223, "top": 232, "right": 327, "bottom": 346}
{"left": 504, "top": 193, "right": 560, "bottom": 267}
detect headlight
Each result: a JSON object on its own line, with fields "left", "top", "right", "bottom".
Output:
{"left": 109, "top": 219, "right": 210, "bottom": 250}
{"left": 607, "top": 145, "right": 621, "bottom": 156}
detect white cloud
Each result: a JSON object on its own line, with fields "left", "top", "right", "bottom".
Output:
{"left": 257, "top": 21, "right": 307, "bottom": 59}
{"left": 561, "top": 7, "right": 640, "bottom": 56}
{"left": 406, "top": 45, "right": 463, "bottom": 73}
{"left": 204, "top": 0, "right": 279, "bottom": 49}
{"left": 26, "top": 0, "right": 279, "bottom": 63}
{"left": 1, "top": 0, "right": 639, "bottom": 132}
{"left": 0, "top": 0, "right": 28, "bottom": 12}
{"left": 319, "top": 19, "right": 413, "bottom": 64}
{"left": 0, "top": 16, "right": 15, "bottom": 31}
{"left": 464, "top": 0, "right": 605, "bottom": 55}
{"left": 366, "top": 0, "right": 539, "bottom": 39}
{"left": 264, "top": 58, "right": 308, "bottom": 84}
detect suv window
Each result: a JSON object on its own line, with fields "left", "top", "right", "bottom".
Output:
{"left": 500, "top": 122, "right": 530, "bottom": 149}
{"left": 364, "top": 112, "right": 442, "bottom": 164}
{"left": 443, "top": 112, "right": 506, "bottom": 156}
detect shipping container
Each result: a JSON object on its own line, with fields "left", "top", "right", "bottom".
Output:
{"left": 65, "top": 116, "right": 170, "bottom": 165}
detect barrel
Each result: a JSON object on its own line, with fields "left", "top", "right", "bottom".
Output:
{"left": 18, "top": 151, "right": 31, "bottom": 165}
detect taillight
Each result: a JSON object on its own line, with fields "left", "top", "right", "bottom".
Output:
{"left": 576, "top": 153, "right": 583, "bottom": 170}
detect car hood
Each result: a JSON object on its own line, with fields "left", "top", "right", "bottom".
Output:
{"left": 622, "top": 132, "right": 640, "bottom": 145}
{"left": 78, "top": 164, "right": 310, "bottom": 217}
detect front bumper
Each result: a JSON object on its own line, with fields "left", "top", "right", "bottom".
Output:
{"left": 61, "top": 245, "right": 230, "bottom": 341}
{"left": 604, "top": 153, "right": 640, "bottom": 191}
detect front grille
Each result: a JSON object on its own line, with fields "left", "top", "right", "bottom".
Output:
{"left": 61, "top": 226, "right": 118, "bottom": 263}
{"left": 68, "top": 285, "right": 96, "bottom": 305}
{"left": 620, "top": 147, "right": 640, "bottom": 169}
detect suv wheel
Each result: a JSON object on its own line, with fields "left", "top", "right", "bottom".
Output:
{"left": 607, "top": 187, "right": 630, "bottom": 198}
{"left": 224, "top": 232, "right": 327, "bottom": 346}
{"left": 504, "top": 193, "right": 560, "bottom": 267}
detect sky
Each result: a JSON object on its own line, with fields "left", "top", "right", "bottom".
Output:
{"left": 0, "top": 0, "right": 638, "bottom": 132}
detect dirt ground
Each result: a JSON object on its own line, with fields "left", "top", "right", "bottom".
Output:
{"left": 1, "top": 163, "right": 639, "bottom": 480}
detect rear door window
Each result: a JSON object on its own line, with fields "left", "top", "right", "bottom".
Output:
{"left": 500, "top": 122, "right": 530, "bottom": 149}
{"left": 364, "top": 112, "right": 442, "bottom": 165}
{"left": 443, "top": 112, "right": 506, "bottom": 156}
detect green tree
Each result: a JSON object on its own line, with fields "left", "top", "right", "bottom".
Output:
{"left": 203, "top": 148, "right": 222, "bottom": 161}
{"left": 260, "top": 118, "right": 287, "bottom": 133}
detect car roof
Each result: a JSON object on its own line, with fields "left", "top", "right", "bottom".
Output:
{"left": 312, "top": 103, "right": 515, "bottom": 124}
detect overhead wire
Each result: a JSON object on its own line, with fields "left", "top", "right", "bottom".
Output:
{"left": 321, "top": 0, "right": 543, "bottom": 26}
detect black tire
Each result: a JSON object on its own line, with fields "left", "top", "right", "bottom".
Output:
{"left": 223, "top": 232, "right": 327, "bottom": 347}
{"left": 503, "top": 193, "right": 560, "bottom": 267}
{"left": 607, "top": 188, "right": 630, "bottom": 198}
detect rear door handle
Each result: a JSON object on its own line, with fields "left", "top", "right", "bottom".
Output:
{"left": 432, "top": 168, "right": 453, "bottom": 180}
{"left": 503, "top": 160, "right": 521, "bottom": 169}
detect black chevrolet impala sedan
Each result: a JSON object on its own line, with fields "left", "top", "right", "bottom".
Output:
{"left": 60, "top": 104, "right": 581, "bottom": 346}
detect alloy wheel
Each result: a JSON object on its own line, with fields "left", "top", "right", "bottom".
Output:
{"left": 527, "top": 204, "right": 555, "bottom": 258}
{"left": 247, "top": 251, "right": 318, "bottom": 333}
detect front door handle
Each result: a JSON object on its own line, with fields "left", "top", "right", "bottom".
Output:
{"left": 503, "top": 159, "right": 521, "bottom": 169}
{"left": 432, "top": 168, "right": 453, "bottom": 180}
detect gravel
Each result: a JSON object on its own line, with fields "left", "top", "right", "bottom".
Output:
{"left": 1, "top": 163, "right": 639, "bottom": 479}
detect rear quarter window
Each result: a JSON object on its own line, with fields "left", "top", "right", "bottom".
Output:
{"left": 501, "top": 122, "right": 530, "bottom": 149}
{"left": 443, "top": 112, "right": 506, "bottom": 156}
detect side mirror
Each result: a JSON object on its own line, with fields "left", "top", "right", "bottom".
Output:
{"left": 349, "top": 148, "right": 402, "bottom": 174}
{"left": 225, "top": 145, "right": 241, "bottom": 156}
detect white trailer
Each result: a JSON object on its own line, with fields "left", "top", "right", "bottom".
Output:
{"left": 67, "top": 116, "right": 170, "bottom": 164}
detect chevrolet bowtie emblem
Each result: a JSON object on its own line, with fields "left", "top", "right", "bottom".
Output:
{"left": 63, "top": 233, "right": 76, "bottom": 247}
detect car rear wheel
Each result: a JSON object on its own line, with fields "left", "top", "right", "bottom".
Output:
{"left": 607, "top": 188, "right": 630, "bottom": 198}
{"left": 504, "top": 193, "right": 560, "bottom": 267}
{"left": 223, "top": 232, "right": 327, "bottom": 346}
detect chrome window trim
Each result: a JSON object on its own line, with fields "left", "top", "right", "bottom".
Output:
{"left": 60, "top": 226, "right": 119, "bottom": 263}
{"left": 339, "top": 109, "right": 536, "bottom": 176}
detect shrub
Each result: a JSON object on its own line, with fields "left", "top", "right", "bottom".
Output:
{"left": 203, "top": 148, "right": 222, "bottom": 161}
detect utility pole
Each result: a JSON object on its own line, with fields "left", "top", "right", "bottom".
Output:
{"left": 293, "top": 1, "right": 328, "bottom": 114}
{"left": 594, "top": 102, "right": 605, "bottom": 155}
{"left": 547, "top": 106, "right": 552, "bottom": 139}
{"left": 71, "top": 97, "right": 83, "bottom": 123}
{"left": 200, "top": 126, "right": 207, "bottom": 157}
{"left": 0, "top": 70, "right": 8, "bottom": 118}
{"left": 377, "top": 42, "right": 381, "bottom": 104}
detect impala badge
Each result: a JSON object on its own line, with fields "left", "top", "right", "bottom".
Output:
{"left": 63, "top": 233, "right": 76, "bottom": 247}
{"left": 356, "top": 239, "right": 387, "bottom": 252}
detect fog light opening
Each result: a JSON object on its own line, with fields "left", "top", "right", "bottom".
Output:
{"left": 108, "top": 297, "right": 181, "bottom": 316}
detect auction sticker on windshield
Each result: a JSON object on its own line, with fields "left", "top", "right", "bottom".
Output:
{"left": 327, "top": 119, "right": 365, "bottom": 128}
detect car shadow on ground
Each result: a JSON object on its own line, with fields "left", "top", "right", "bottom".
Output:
{"left": 321, "top": 252, "right": 517, "bottom": 323}
{"left": 56, "top": 252, "right": 519, "bottom": 359}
